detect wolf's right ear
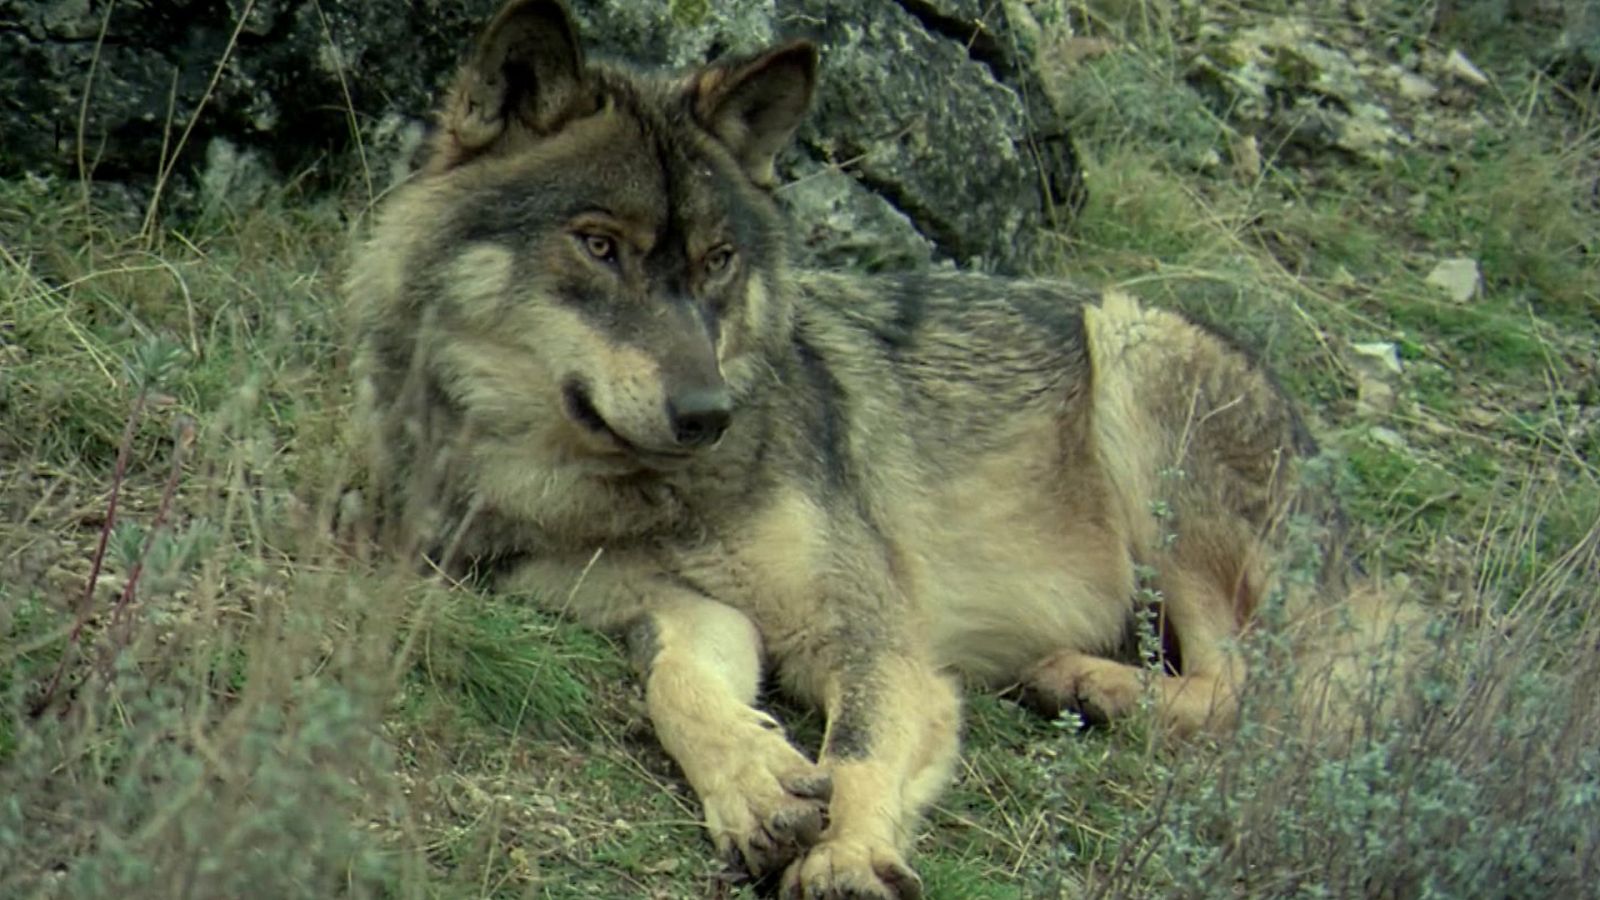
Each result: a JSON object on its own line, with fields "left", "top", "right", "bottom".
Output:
{"left": 691, "top": 41, "right": 818, "bottom": 188}
{"left": 433, "top": 0, "right": 590, "bottom": 167}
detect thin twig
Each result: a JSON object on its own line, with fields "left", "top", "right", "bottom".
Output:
{"left": 75, "top": 0, "right": 117, "bottom": 218}
{"left": 140, "top": 0, "right": 259, "bottom": 244}
{"left": 312, "top": 0, "right": 374, "bottom": 208}
{"left": 111, "top": 416, "right": 196, "bottom": 645}
{"left": 33, "top": 388, "right": 148, "bottom": 716}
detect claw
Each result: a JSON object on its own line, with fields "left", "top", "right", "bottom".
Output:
{"left": 878, "top": 860, "right": 923, "bottom": 900}
{"left": 781, "top": 839, "right": 920, "bottom": 899}
{"left": 781, "top": 770, "right": 835, "bottom": 802}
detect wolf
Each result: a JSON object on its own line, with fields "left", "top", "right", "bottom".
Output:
{"left": 345, "top": 2, "right": 1420, "bottom": 896}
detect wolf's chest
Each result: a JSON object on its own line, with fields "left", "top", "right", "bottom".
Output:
{"left": 664, "top": 486, "right": 852, "bottom": 638}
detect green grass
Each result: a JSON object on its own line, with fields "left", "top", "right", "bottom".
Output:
{"left": 4, "top": 2, "right": 1599, "bottom": 897}
{"left": 411, "top": 594, "right": 624, "bottom": 741}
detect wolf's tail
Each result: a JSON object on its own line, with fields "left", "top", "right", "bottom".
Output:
{"left": 1266, "top": 577, "right": 1435, "bottom": 744}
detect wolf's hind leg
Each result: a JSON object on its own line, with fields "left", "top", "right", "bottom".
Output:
{"left": 629, "top": 595, "right": 831, "bottom": 879}
{"left": 1023, "top": 567, "right": 1246, "bottom": 736}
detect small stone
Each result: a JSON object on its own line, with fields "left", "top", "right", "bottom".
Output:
{"left": 1395, "top": 69, "right": 1439, "bottom": 101}
{"left": 1444, "top": 49, "right": 1490, "bottom": 86}
{"left": 1059, "top": 36, "right": 1116, "bottom": 68}
{"left": 1425, "top": 257, "right": 1481, "bottom": 303}
{"left": 1351, "top": 341, "right": 1404, "bottom": 375}
{"left": 1369, "top": 426, "right": 1408, "bottom": 449}
{"left": 1350, "top": 342, "right": 1402, "bottom": 416}
{"left": 1229, "top": 133, "right": 1261, "bottom": 182}
{"left": 1357, "top": 377, "right": 1398, "bottom": 416}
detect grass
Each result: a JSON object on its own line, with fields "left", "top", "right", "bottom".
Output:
{"left": 3, "top": 1, "right": 1599, "bottom": 897}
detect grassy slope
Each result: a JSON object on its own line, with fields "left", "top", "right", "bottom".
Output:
{"left": 2, "top": 3, "right": 1597, "bottom": 898}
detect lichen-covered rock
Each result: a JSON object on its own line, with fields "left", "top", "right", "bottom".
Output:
{"left": 778, "top": 157, "right": 937, "bottom": 272}
{"left": 1560, "top": 0, "right": 1599, "bottom": 85}
{"left": 1186, "top": 20, "right": 1414, "bottom": 166}
{"left": 0, "top": 0, "right": 1085, "bottom": 272}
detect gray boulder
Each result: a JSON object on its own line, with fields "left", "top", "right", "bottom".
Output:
{"left": 1560, "top": 0, "right": 1599, "bottom": 85}
{"left": 0, "top": 0, "right": 1082, "bottom": 271}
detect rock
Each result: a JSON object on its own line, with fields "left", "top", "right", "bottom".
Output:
{"left": 776, "top": 157, "right": 937, "bottom": 271}
{"left": 1349, "top": 341, "right": 1403, "bottom": 417}
{"left": 198, "top": 138, "right": 273, "bottom": 216}
{"left": 1392, "top": 68, "right": 1439, "bottom": 102}
{"left": 1356, "top": 377, "right": 1398, "bottom": 417}
{"left": 1228, "top": 133, "right": 1261, "bottom": 182}
{"left": 1351, "top": 341, "right": 1403, "bottom": 376}
{"left": 1055, "top": 50, "right": 1227, "bottom": 174}
{"left": 1442, "top": 48, "right": 1490, "bottom": 87}
{"left": 1557, "top": 0, "right": 1600, "bottom": 86}
{"left": 1425, "top": 257, "right": 1482, "bottom": 303}
{"left": 1368, "top": 426, "right": 1408, "bottom": 450}
{"left": 1185, "top": 19, "right": 1413, "bottom": 165}
{"left": 0, "top": 0, "right": 1086, "bottom": 273}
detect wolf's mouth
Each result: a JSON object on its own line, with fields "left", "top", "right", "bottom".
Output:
{"left": 561, "top": 379, "right": 693, "bottom": 466}
{"left": 562, "top": 380, "right": 611, "bottom": 435}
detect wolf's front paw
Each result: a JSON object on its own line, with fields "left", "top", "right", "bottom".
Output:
{"left": 780, "top": 838, "right": 922, "bottom": 900}
{"left": 703, "top": 727, "right": 833, "bottom": 879}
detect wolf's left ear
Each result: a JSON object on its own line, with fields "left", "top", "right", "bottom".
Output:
{"left": 691, "top": 41, "right": 818, "bottom": 187}
{"left": 438, "top": 0, "right": 589, "bottom": 164}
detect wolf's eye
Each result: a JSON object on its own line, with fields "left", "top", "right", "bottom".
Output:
{"left": 703, "top": 245, "right": 736, "bottom": 276}
{"left": 580, "top": 233, "right": 617, "bottom": 264}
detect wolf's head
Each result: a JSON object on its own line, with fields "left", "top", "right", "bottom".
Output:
{"left": 356, "top": 0, "right": 815, "bottom": 478}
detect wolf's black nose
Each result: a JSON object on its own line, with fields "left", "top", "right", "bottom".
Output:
{"left": 668, "top": 387, "right": 732, "bottom": 448}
